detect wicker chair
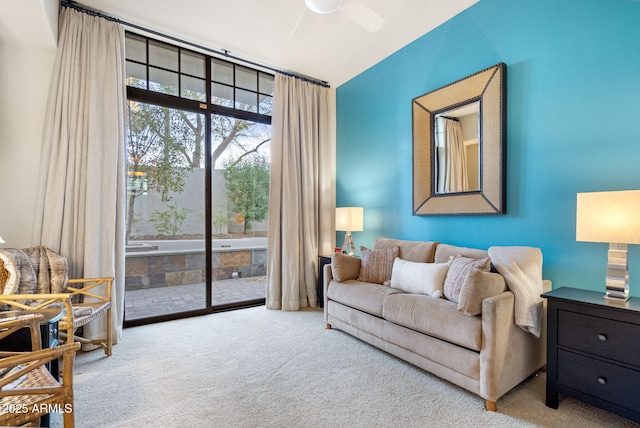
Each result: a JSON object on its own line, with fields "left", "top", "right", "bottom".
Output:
{"left": 0, "top": 314, "right": 80, "bottom": 427}
{"left": 0, "top": 248, "right": 113, "bottom": 356}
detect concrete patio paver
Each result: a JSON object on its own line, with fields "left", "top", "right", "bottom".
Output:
{"left": 125, "top": 277, "right": 266, "bottom": 320}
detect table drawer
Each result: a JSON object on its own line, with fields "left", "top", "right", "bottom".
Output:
{"left": 558, "top": 310, "right": 640, "bottom": 366}
{"left": 46, "top": 322, "right": 59, "bottom": 347}
{"left": 558, "top": 349, "right": 640, "bottom": 412}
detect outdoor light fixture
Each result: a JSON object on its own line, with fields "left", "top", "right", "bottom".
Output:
{"left": 336, "top": 207, "right": 363, "bottom": 255}
{"left": 127, "top": 170, "right": 148, "bottom": 196}
{"left": 576, "top": 190, "right": 640, "bottom": 301}
{"left": 305, "top": 0, "right": 342, "bottom": 14}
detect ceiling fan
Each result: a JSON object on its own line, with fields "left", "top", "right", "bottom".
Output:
{"left": 290, "top": 0, "right": 385, "bottom": 40}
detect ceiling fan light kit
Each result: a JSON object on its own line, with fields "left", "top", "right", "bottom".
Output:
{"left": 305, "top": 0, "right": 343, "bottom": 14}
{"left": 291, "top": 0, "right": 385, "bottom": 40}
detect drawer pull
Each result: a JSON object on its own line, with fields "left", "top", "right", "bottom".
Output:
{"left": 597, "top": 334, "right": 607, "bottom": 342}
{"left": 597, "top": 376, "right": 607, "bottom": 385}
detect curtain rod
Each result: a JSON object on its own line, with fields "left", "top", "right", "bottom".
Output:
{"left": 60, "top": 0, "right": 331, "bottom": 88}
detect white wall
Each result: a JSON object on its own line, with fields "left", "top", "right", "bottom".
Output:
{"left": 0, "top": 0, "right": 58, "bottom": 248}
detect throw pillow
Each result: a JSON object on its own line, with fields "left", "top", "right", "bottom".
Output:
{"left": 358, "top": 246, "right": 399, "bottom": 285}
{"left": 443, "top": 255, "right": 492, "bottom": 302}
{"left": 331, "top": 252, "right": 361, "bottom": 282}
{"left": 457, "top": 268, "right": 507, "bottom": 315}
{"left": 0, "top": 250, "right": 19, "bottom": 295}
{"left": 390, "top": 258, "right": 449, "bottom": 298}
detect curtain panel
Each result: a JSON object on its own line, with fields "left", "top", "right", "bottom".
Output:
{"left": 267, "top": 75, "right": 332, "bottom": 310}
{"left": 32, "top": 8, "right": 127, "bottom": 345}
{"left": 443, "top": 118, "right": 468, "bottom": 193}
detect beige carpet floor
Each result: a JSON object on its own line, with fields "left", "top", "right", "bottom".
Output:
{"left": 52, "top": 307, "right": 638, "bottom": 427}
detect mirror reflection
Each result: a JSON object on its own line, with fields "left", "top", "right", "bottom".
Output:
{"left": 434, "top": 101, "right": 480, "bottom": 193}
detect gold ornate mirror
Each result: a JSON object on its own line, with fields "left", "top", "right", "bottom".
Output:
{"left": 412, "top": 62, "right": 506, "bottom": 215}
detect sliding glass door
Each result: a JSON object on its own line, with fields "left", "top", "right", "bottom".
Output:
{"left": 124, "top": 103, "right": 207, "bottom": 322}
{"left": 210, "top": 114, "right": 270, "bottom": 308}
{"left": 122, "top": 32, "right": 273, "bottom": 325}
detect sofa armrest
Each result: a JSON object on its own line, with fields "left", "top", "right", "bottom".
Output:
{"left": 323, "top": 264, "right": 333, "bottom": 323}
{"left": 480, "top": 291, "right": 516, "bottom": 402}
{"left": 324, "top": 254, "right": 362, "bottom": 323}
{"left": 479, "top": 290, "right": 546, "bottom": 402}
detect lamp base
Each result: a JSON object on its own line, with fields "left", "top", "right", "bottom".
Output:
{"left": 341, "top": 232, "right": 355, "bottom": 256}
{"left": 604, "top": 243, "right": 630, "bottom": 301}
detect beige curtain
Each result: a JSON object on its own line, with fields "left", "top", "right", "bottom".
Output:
{"left": 32, "top": 8, "right": 127, "bottom": 346}
{"left": 267, "top": 75, "right": 332, "bottom": 310}
{"left": 443, "top": 118, "right": 469, "bottom": 193}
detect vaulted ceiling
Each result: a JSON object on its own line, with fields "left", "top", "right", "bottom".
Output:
{"left": 0, "top": 0, "right": 479, "bottom": 87}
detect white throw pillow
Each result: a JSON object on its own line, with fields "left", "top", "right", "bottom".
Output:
{"left": 390, "top": 258, "right": 449, "bottom": 298}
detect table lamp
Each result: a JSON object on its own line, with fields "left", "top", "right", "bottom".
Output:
{"left": 0, "top": 235, "right": 4, "bottom": 244}
{"left": 576, "top": 190, "right": 640, "bottom": 301}
{"left": 336, "top": 207, "right": 363, "bottom": 255}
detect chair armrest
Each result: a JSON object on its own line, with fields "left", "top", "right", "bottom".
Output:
{"left": 0, "top": 342, "right": 80, "bottom": 395}
{"left": 67, "top": 277, "right": 113, "bottom": 302}
{"left": 0, "top": 293, "right": 74, "bottom": 315}
{"left": 0, "top": 294, "right": 75, "bottom": 343}
{"left": 0, "top": 342, "right": 79, "bottom": 371}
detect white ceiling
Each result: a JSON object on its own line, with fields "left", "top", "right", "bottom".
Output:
{"left": 0, "top": 0, "right": 479, "bottom": 87}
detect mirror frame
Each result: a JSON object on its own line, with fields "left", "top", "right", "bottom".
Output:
{"left": 412, "top": 62, "right": 506, "bottom": 215}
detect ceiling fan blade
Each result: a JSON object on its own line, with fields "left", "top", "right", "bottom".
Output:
{"left": 290, "top": 7, "right": 316, "bottom": 40}
{"left": 340, "top": 0, "right": 385, "bottom": 32}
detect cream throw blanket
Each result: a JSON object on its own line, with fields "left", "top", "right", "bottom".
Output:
{"left": 488, "top": 246, "right": 544, "bottom": 337}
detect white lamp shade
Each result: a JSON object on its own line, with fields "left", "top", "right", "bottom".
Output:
{"left": 336, "top": 207, "right": 363, "bottom": 232}
{"left": 0, "top": 235, "right": 4, "bottom": 244}
{"left": 576, "top": 190, "right": 640, "bottom": 244}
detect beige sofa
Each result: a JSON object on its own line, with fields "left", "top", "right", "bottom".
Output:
{"left": 323, "top": 237, "right": 549, "bottom": 411}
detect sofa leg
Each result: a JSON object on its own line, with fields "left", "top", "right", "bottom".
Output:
{"left": 486, "top": 401, "right": 497, "bottom": 412}
{"left": 326, "top": 323, "right": 332, "bottom": 329}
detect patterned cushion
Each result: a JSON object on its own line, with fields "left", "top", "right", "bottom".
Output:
{"left": 443, "top": 255, "right": 492, "bottom": 302}
{"left": 358, "top": 246, "right": 399, "bottom": 285}
{"left": 0, "top": 258, "right": 8, "bottom": 294}
{"left": 0, "top": 250, "right": 20, "bottom": 296}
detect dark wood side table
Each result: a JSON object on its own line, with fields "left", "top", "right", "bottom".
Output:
{"left": 318, "top": 255, "right": 332, "bottom": 308}
{"left": 542, "top": 287, "right": 640, "bottom": 424}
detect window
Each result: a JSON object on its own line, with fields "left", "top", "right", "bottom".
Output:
{"left": 125, "top": 33, "right": 273, "bottom": 116}
{"left": 124, "top": 32, "right": 273, "bottom": 325}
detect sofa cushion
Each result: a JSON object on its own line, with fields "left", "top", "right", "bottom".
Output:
{"left": 443, "top": 255, "right": 492, "bottom": 302}
{"left": 331, "top": 253, "right": 361, "bottom": 282}
{"left": 327, "top": 279, "right": 402, "bottom": 318}
{"left": 382, "top": 293, "right": 482, "bottom": 351}
{"left": 434, "top": 243, "right": 489, "bottom": 263}
{"left": 373, "top": 238, "right": 437, "bottom": 263}
{"left": 457, "top": 268, "right": 507, "bottom": 316}
{"left": 358, "top": 246, "right": 398, "bottom": 285}
{"left": 390, "top": 258, "right": 448, "bottom": 298}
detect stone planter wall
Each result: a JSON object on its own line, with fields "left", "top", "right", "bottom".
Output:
{"left": 125, "top": 247, "right": 267, "bottom": 291}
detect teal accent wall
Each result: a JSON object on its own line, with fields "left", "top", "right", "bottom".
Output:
{"left": 336, "top": 0, "right": 640, "bottom": 295}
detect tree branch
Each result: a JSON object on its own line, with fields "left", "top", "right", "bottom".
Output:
{"left": 227, "top": 138, "right": 271, "bottom": 168}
